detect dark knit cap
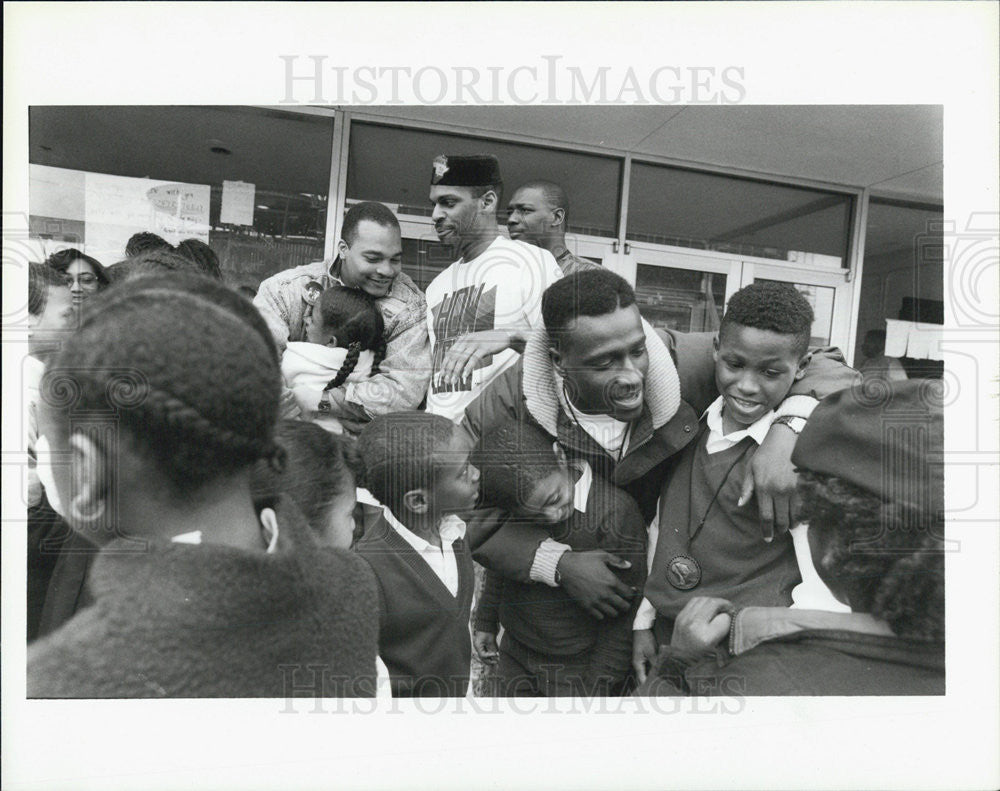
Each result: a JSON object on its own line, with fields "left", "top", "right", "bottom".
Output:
{"left": 430, "top": 154, "right": 502, "bottom": 187}
{"left": 792, "top": 380, "right": 944, "bottom": 516}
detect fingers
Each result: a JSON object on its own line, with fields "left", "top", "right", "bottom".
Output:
{"left": 737, "top": 468, "right": 755, "bottom": 507}
{"left": 757, "top": 493, "right": 775, "bottom": 543}
{"left": 600, "top": 551, "right": 632, "bottom": 570}
{"left": 771, "top": 493, "right": 791, "bottom": 535}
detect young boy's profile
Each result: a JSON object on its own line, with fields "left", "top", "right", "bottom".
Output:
{"left": 355, "top": 411, "right": 480, "bottom": 697}
{"left": 633, "top": 281, "right": 814, "bottom": 680}
{"left": 472, "top": 418, "right": 646, "bottom": 696}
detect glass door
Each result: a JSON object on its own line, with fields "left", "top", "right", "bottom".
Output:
{"left": 739, "top": 261, "right": 852, "bottom": 349}
{"left": 615, "top": 244, "right": 742, "bottom": 333}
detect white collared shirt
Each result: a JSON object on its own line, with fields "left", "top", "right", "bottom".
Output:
{"left": 555, "top": 373, "right": 631, "bottom": 456}
{"left": 382, "top": 507, "right": 467, "bottom": 597}
{"left": 633, "top": 396, "right": 777, "bottom": 631}
{"left": 702, "top": 396, "right": 776, "bottom": 455}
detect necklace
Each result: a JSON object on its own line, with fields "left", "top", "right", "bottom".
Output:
{"left": 667, "top": 435, "right": 753, "bottom": 591}
{"left": 561, "top": 383, "right": 633, "bottom": 464}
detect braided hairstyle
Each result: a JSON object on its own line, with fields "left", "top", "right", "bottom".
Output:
{"left": 476, "top": 418, "right": 562, "bottom": 515}
{"left": 40, "top": 277, "right": 283, "bottom": 495}
{"left": 797, "top": 470, "right": 944, "bottom": 641}
{"left": 315, "top": 285, "right": 386, "bottom": 391}
{"left": 175, "top": 238, "right": 223, "bottom": 281}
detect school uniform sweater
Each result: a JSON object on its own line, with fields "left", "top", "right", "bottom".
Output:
{"left": 28, "top": 504, "right": 380, "bottom": 698}
{"left": 355, "top": 515, "right": 475, "bottom": 697}
{"left": 643, "top": 428, "right": 801, "bottom": 625}
{"left": 474, "top": 475, "right": 647, "bottom": 693}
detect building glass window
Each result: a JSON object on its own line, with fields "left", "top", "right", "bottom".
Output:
{"left": 634, "top": 264, "right": 726, "bottom": 332}
{"left": 29, "top": 106, "right": 334, "bottom": 290}
{"left": 854, "top": 197, "right": 944, "bottom": 374}
{"left": 346, "top": 122, "right": 622, "bottom": 238}
{"left": 627, "top": 162, "right": 853, "bottom": 266}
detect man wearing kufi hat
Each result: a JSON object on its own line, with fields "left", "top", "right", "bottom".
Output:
{"left": 425, "top": 154, "right": 564, "bottom": 421}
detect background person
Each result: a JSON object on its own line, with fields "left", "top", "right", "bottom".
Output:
{"left": 507, "top": 180, "right": 600, "bottom": 276}
{"left": 425, "top": 154, "right": 564, "bottom": 421}
{"left": 44, "top": 248, "right": 110, "bottom": 308}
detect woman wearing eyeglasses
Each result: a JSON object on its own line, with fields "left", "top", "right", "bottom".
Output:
{"left": 44, "top": 248, "right": 110, "bottom": 307}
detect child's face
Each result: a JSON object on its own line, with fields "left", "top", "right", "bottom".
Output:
{"left": 519, "top": 467, "right": 574, "bottom": 524}
{"left": 430, "top": 431, "right": 480, "bottom": 516}
{"left": 713, "top": 323, "right": 807, "bottom": 429}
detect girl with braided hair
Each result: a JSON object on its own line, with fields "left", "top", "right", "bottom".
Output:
{"left": 280, "top": 283, "right": 387, "bottom": 430}
{"left": 28, "top": 276, "right": 380, "bottom": 698}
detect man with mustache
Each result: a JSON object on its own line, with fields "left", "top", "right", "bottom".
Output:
{"left": 462, "top": 270, "right": 859, "bottom": 646}
{"left": 425, "top": 154, "right": 564, "bottom": 422}
{"left": 506, "top": 180, "right": 600, "bottom": 276}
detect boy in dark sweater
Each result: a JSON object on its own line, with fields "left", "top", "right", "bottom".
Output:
{"left": 355, "top": 411, "right": 480, "bottom": 697}
{"left": 633, "top": 282, "right": 815, "bottom": 682}
{"left": 472, "top": 419, "right": 646, "bottom": 696}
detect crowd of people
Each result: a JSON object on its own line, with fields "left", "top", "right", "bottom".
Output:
{"left": 24, "top": 154, "right": 944, "bottom": 699}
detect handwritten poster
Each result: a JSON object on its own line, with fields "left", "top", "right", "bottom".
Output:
{"left": 220, "top": 180, "right": 256, "bottom": 226}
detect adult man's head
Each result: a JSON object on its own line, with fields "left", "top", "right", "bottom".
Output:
{"left": 429, "top": 155, "right": 503, "bottom": 255}
{"left": 507, "top": 181, "right": 569, "bottom": 251}
{"left": 542, "top": 269, "right": 648, "bottom": 422}
{"left": 28, "top": 262, "right": 74, "bottom": 358}
{"left": 336, "top": 202, "right": 403, "bottom": 298}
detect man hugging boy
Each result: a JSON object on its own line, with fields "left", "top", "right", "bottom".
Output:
{"left": 355, "top": 411, "right": 480, "bottom": 697}
{"left": 472, "top": 418, "right": 647, "bottom": 696}
{"left": 633, "top": 281, "right": 815, "bottom": 680}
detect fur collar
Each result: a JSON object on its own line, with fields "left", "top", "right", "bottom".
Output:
{"left": 521, "top": 317, "right": 682, "bottom": 436}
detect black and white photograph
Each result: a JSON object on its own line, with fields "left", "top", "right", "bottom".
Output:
{"left": 3, "top": 3, "right": 998, "bottom": 790}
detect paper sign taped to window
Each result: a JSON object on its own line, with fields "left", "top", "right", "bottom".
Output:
{"left": 221, "top": 180, "right": 256, "bottom": 226}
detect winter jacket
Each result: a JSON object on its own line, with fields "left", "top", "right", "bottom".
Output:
{"left": 28, "top": 501, "right": 380, "bottom": 698}
{"left": 254, "top": 258, "right": 431, "bottom": 418}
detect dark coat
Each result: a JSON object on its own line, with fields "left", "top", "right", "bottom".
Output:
{"left": 27, "top": 503, "right": 380, "bottom": 699}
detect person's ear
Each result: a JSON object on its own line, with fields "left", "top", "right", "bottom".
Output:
{"left": 794, "top": 351, "right": 811, "bottom": 381}
{"left": 550, "top": 207, "right": 566, "bottom": 230}
{"left": 402, "top": 488, "right": 430, "bottom": 515}
{"left": 337, "top": 238, "right": 350, "bottom": 258}
{"left": 327, "top": 333, "right": 338, "bottom": 348}
{"left": 712, "top": 334, "right": 720, "bottom": 363}
{"left": 548, "top": 346, "right": 565, "bottom": 377}
{"left": 67, "top": 430, "right": 110, "bottom": 524}
{"left": 481, "top": 189, "right": 498, "bottom": 213}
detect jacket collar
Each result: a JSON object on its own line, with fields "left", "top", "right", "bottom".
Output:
{"left": 521, "top": 317, "right": 681, "bottom": 437}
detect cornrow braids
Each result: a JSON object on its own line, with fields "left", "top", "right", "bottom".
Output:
{"left": 325, "top": 341, "right": 363, "bottom": 391}
{"left": 370, "top": 337, "right": 387, "bottom": 376}
{"left": 797, "top": 470, "right": 944, "bottom": 641}
{"left": 476, "top": 418, "right": 562, "bottom": 514}
{"left": 42, "top": 283, "right": 282, "bottom": 495}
